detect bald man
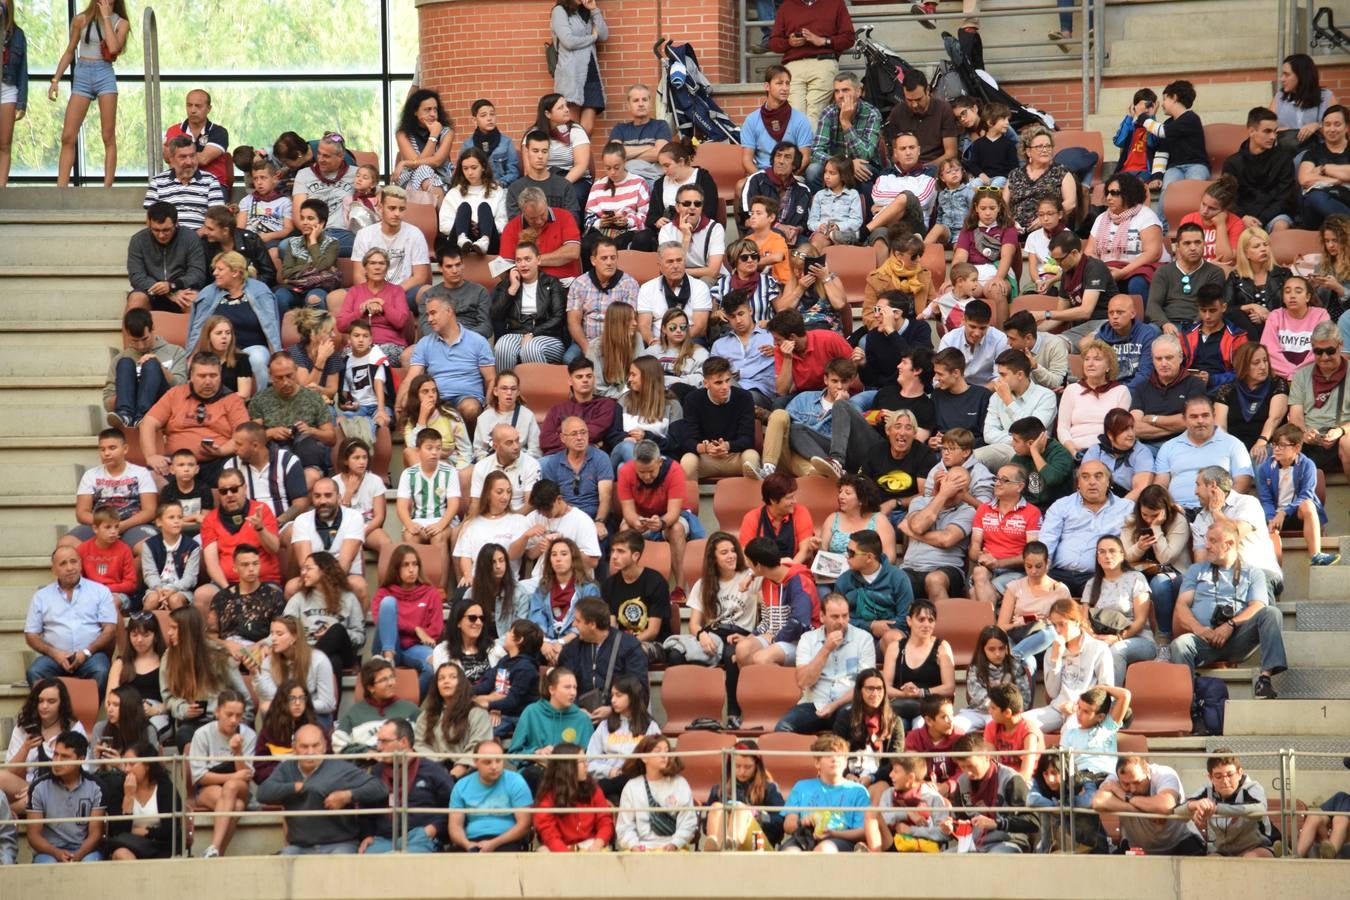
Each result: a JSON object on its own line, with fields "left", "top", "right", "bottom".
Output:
{"left": 24, "top": 546, "right": 118, "bottom": 695}
{"left": 469, "top": 423, "right": 541, "bottom": 513}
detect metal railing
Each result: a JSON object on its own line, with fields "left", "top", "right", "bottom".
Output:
{"left": 3, "top": 743, "right": 1345, "bottom": 858}
{"left": 143, "top": 7, "right": 163, "bottom": 182}
{"left": 738, "top": 3, "right": 1104, "bottom": 125}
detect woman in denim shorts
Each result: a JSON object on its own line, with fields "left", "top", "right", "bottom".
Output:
{"left": 48, "top": 0, "right": 128, "bottom": 186}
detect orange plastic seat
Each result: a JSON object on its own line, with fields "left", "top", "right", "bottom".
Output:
{"left": 675, "top": 730, "right": 736, "bottom": 802}
{"left": 151, "top": 310, "right": 189, "bottom": 348}
{"left": 638, "top": 539, "right": 673, "bottom": 581}
{"left": 712, "top": 477, "right": 764, "bottom": 532}
{"left": 376, "top": 542, "right": 449, "bottom": 591}
{"left": 617, "top": 249, "right": 660, "bottom": 285}
{"left": 1053, "top": 130, "right": 1105, "bottom": 183}
{"left": 793, "top": 476, "right": 840, "bottom": 526}
{"left": 1204, "top": 123, "right": 1248, "bottom": 174}
{"left": 1122, "top": 660, "right": 1195, "bottom": 736}
{"left": 824, "top": 244, "right": 878, "bottom": 306}
{"left": 694, "top": 142, "right": 744, "bottom": 208}
{"left": 1161, "top": 179, "right": 1214, "bottom": 232}
{"left": 660, "top": 664, "right": 727, "bottom": 733}
{"left": 1270, "top": 228, "right": 1323, "bottom": 266}
{"left": 681, "top": 537, "right": 709, "bottom": 590}
{"left": 920, "top": 242, "right": 947, "bottom": 288}
{"left": 404, "top": 202, "right": 439, "bottom": 255}
{"left": 753, "top": 731, "right": 818, "bottom": 786}
{"left": 736, "top": 665, "right": 803, "bottom": 733}
{"left": 935, "top": 598, "right": 994, "bottom": 667}
{"left": 58, "top": 676, "right": 100, "bottom": 733}
{"left": 513, "top": 362, "right": 571, "bottom": 423}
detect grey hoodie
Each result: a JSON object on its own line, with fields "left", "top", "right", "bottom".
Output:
{"left": 256, "top": 757, "right": 387, "bottom": 847}
{"left": 126, "top": 225, "right": 207, "bottom": 294}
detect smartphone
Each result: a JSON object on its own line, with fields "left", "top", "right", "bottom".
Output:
{"left": 200, "top": 438, "right": 214, "bottom": 448}
{"left": 801, "top": 255, "right": 826, "bottom": 273}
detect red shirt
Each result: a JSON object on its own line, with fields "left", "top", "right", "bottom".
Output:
{"left": 616, "top": 459, "right": 686, "bottom": 519}
{"left": 499, "top": 207, "right": 582, "bottom": 280}
{"left": 165, "top": 121, "right": 232, "bottom": 189}
{"left": 200, "top": 500, "right": 281, "bottom": 584}
{"left": 1179, "top": 211, "right": 1245, "bottom": 263}
{"left": 904, "top": 726, "right": 965, "bottom": 789}
{"left": 972, "top": 500, "right": 1041, "bottom": 561}
{"left": 78, "top": 538, "right": 137, "bottom": 595}
{"left": 774, "top": 329, "right": 853, "bottom": 392}
{"left": 535, "top": 782, "right": 615, "bottom": 851}
{"left": 984, "top": 716, "right": 1042, "bottom": 773}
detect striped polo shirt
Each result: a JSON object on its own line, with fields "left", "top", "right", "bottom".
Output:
{"left": 143, "top": 169, "right": 226, "bottom": 230}
{"left": 397, "top": 461, "right": 460, "bottom": 521}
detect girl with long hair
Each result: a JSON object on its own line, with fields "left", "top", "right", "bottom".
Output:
{"left": 2, "top": 678, "right": 82, "bottom": 810}
{"left": 252, "top": 678, "right": 320, "bottom": 783}
{"left": 584, "top": 142, "right": 651, "bottom": 252}
{"left": 534, "top": 90, "right": 593, "bottom": 211}
{"left": 451, "top": 470, "right": 530, "bottom": 588}
{"left": 640, "top": 307, "right": 708, "bottom": 400}
{"left": 534, "top": 742, "right": 614, "bottom": 852}
{"left": 432, "top": 599, "right": 492, "bottom": 686}
{"left": 611, "top": 355, "right": 681, "bottom": 467}
{"left": 249, "top": 615, "right": 337, "bottom": 721}
{"left": 91, "top": 684, "right": 157, "bottom": 760}
{"left": 1274, "top": 52, "right": 1337, "bottom": 146}
{"left": 373, "top": 544, "right": 444, "bottom": 697}
{"left": 586, "top": 674, "right": 661, "bottom": 802}
{"left": 527, "top": 536, "right": 601, "bottom": 664}
{"left": 191, "top": 315, "right": 253, "bottom": 398}
{"left": 1023, "top": 597, "right": 1114, "bottom": 732}
{"left": 1081, "top": 535, "right": 1156, "bottom": 685}
{"left": 702, "top": 739, "right": 786, "bottom": 851}
{"left": 951, "top": 187, "right": 1019, "bottom": 306}
{"left": 472, "top": 370, "right": 542, "bottom": 462}
{"left": 665, "top": 531, "right": 759, "bottom": 666}
{"left": 0, "top": 1, "right": 27, "bottom": 188}
{"left": 414, "top": 661, "right": 492, "bottom": 781}
{"left": 335, "top": 438, "right": 390, "bottom": 551}
{"left": 108, "top": 611, "right": 167, "bottom": 717}
{"left": 400, "top": 373, "right": 472, "bottom": 469}
{"left": 48, "top": 0, "right": 129, "bottom": 187}
{"left": 616, "top": 734, "right": 697, "bottom": 851}
{"left": 953, "top": 626, "right": 1033, "bottom": 733}
{"left": 470, "top": 542, "right": 529, "bottom": 644}
{"left": 1262, "top": 275, "right": 1329, "bottom": 379}
{"left": 588, "top": 300, "right": 643, "bottom": 398}
{"left": 551, "top": 0, "right": 608, "bottom": 135}
{"left": 1121, "top": 484, "right": 1191, "bottom": 648}
{"left": 1313, "top": 213, "right": 1350, "bottom": 313}
{"left": 395, "top": 87, "right": 456, "bottom": 205}
{"left": 440, "top": 145, "right": 507, "bottom": 255}
{"left": 1178, "top": 174, "right": 1242, "bottom": 265}
{"left": 833, "top": 667, "right": 904, "bottom": 787}
{"left": 160, "top": 605, "right": 246, "bottom": 749}
{"left": 283, "top": 550, "right": 365, "bottom": 670}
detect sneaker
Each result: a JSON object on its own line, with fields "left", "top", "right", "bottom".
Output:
{"left": 1156, "top": 644, "right": 1171, "bottom": 663}
{"left": 911, "top": 1, "right": 937, "bottom": 28}
{"left": 725, "top": 714, "right": 742, "bottom": 730}
{"left": 1254, "top": 674, "right": 1278, "bottom": 699}
{"left": 670, "top": 586, "right": 687, "bottom": 608}
{"left": 201, "top": 845, "right": 220, "bottom": 859}
{"left": 810, "top": 455, "right": 844, "bottom": 480}
{"left": 1311, "top": 552, "right": 1341, "bottom": 566}
{"left": 106, "top": 410, "right": 131, "bottom": 429}
{"left": 743, "top": 460, "right": 775, "bottom": 480}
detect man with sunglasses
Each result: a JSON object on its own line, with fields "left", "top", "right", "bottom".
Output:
{"left": 1146, "top": 222, "right": 1225, "bottom": 338}
{"left": 1288, "top": 320, "right": 1350, "bottom": 477}
{"left": 1179, "top": 285, "right": 1247, "bottom": 393}
{"left": 140, "top": 353, "right": 250, "bottom": 487}
{"left": 656, "top": 185, "right": 726, "bottom": 281}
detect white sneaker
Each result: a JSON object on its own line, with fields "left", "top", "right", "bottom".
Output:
{"left": 201, "top": 845, "right": 220, "bottom": 859}
{"left": 810, "top": 455, "right": 844, "bottom": 480}
{"left": 743, "top": 460, "right": 774, "bottom": 480}
{"left": 1156, "top": 644, "right": 1171, "bottom": 663}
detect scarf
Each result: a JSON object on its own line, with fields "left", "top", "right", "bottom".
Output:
{"left": 553, "top": 123, "right": 573, "bottom": 147}
{"left": 590, "top": 268, "right": 623, "bottom": 293}
{"left": 863, "top": 712, "right": 885, "bottom": 753}
{"left": 1079, "top": 378, "right": 1122, "bottom": 397}
{"left": 662, "top": 274, "right": 691, "bottom": 312}
{"left": 757, "top": 505, "right": 796, "bottom": 562}
{"left": 892, "top": 784, "right": 928, "bottom": 809}
{"left": 729, "top": 271, "right": 759, "bottom": 293}
{"left": 1148, "top": 368, "right": 1188, "bottom": 393}
{"left": 878, "top": 255, "right": 924, "bottom": 295}
{"left": 251, "top": 187, "right": 282, "bottom": 203}
{"left": 472, "top": 127, "right": 503, "bottom": 156}
{"left": 1311, "top": 358, "right": 1348, "bottom": 409}
{"left": 217, "top": 501, "right": 253, "bottom": 536}
{"left": 763, "top": 166, "right": 793, "bottom": 195}
{"left": 550, "top": 581, "right": 577, "bottom": 621}
{"left": 1092, "top": 204, "right": 1145, "bottom": 263}
{"left": 310, "top": 159, "right": 350, "bottom": 186}
{"left": 1232, "top": 376, "right": 1274, "bottom": 422}
{"left": 1060, "top": 255, "right": 1087, "bottom": 302}
{"left": 759, "top": 102, "right": 792, "bottom": 140}
{"left": 965, "top": 765, "right": 1002, "bottom": 812}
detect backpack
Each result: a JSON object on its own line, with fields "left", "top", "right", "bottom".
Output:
{"left": 1191, "top": 674, "right": 1229, "bottom": 736}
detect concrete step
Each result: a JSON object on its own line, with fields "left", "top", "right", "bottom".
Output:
{"left": 0, "top": 223, "right": 140, "bottom": 268}
{"left": 1120, "top": 1, "right": 1275, "bottom": 42}
{"left": 0, "top": 506, "right": 80, "bottom": 537}
{"left": 1283, "top": 633, "right": 1350, "bottom": 667}
{"left": 0, "top": 403, "right": 103, "bottom": 437}
{"left": 0, "top": 463, "right": 84, "bottom": 498}
{"left": 0, "top": 320, "right": 122, "bottom": 336}
{"left": 0, "top": 288, "right": 127, "bottom": 322}
{"left": 0, "top": 340, "right": 113, "bottom": 378}
{"left": 0, "top": 265, "right": 127, "bottom": 279}
{"left": 1305, "top": 564, "right": 1350, "bottom": 602}
{"left": 1270, "top": 667, "right": 1350, "bottom": 701}
{"left": 0, "top": 184, "right": 147, "bottom": 210}
{"left": 0, "top": 208, "right": 145, "bottom": 225}
{"left": 1095, "top": 80, "right": 1272, "bottom": 117}
{"left": 1106, "top": 36, "right": 1274, "bottom": 74}
{"left": 1202, "top": 735, "right": 1350, "bottom": 773}
{"left": 1224, "top": 699, "right": 1350, "bottom": 737}
{"left": 0, "top": 375, "right": 105, "bottom": 407}
{"left": 1294, "top": 602, "right": 1350, "bottom": 632}
{"left": 0, "top": 588, "right": 33, "bottom": 621}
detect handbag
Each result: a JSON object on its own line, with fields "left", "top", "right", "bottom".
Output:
{"left": 643, "top": 776, "right": 679, "bottom": 837}
{"left": 1088, "top": 606, "right": 1132, "bottom": 637}
{"left": 545, "top": 40, "right": 559, "bottom": 76}
{"left": 288, "top": 266, "right": 342, "bottom": 293}
{"left": 576, "top": 631, "right": 620, "bottom": 712}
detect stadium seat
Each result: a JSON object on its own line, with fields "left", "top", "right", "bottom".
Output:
{"left": 1067, "top": 354, "right": 1084, "bottom": 380}
{"left": 675, "top": 730, "right": 737, "bottom": 801}
{"left": 405, "top": 202, "right": 440, "bottom": 254}
{"left": 351, "top": 150, "right": 379, "bottom": 171}
{"left": 682, "top": 537, "right": 709, "bottom": 590}
{"left": 694, "top": 141, "right": 745, "bottom": 208}
{"left": 736, "top": 665, "right": 803, "bottom": 732}
{"left": 1161, "top": 178, "right": 1214, "bottom": 231}
{"left": 1009, "top": 293, "right": 1059, "bottom": 321}
{"left": 1053, "top": 130, "right": 1105, "bottom": 182}
{"left": 793, "top": 476, "right": 840, "bottom": 525}
{"left": 151, "top": 311, "right": 189, "bottom": 348}
{"left": 1122, "top": 660, "right": 1195, "bottom": 736}
{"left": 713, "top": 476, "right": 764, "bottom": 532}
{"left": 514, "top": 362, "right": 571, "bottom": 421}
{"left": 685, "top": 480, "right": 701, "bottom": 516}
{"left": 338, "top": 257, "right": 358, "bottom": 288}
{"left": 660, "top": 664, "right": 727, "bottom": 733}
{"left": 618, "top": 249, "right": 660, "bottom": 285}
{"left": 1270, "top": 228, "right": 1322, "bottom": 266}
{"left": 935, "top": 598, "right": 994, "bottom": 667}
{"left": 921, "top": 241, "right": 947, "bottom": 288}
{"left": 639, "top": 539, "right": 673, "bottom": 580}
{"left": 463, "top": 253, "right": 502, "bottom": 292}
{"left": 354, "top": 666, "right": 420, "bottom": 704}
{"left": 59, "top": 676, "right": 100, "bottom": 733}
{"left": 753, "top": 731, "right": 817, "bottom": 786}
{"left": 1117, "top": 732, "right": 1149, "bottom": 754}
{"left": 376, "top": 542, "right": 449, "bottom": 590}
{"left": 1204, "top": 123, "right": 1248, "bottom": 174}
{"left": 824, "top": 244, "right": 878, "bottom": 306}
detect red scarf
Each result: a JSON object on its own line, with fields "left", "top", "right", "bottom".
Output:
{"left": 550, "top": 581, "right": 577, "bottom": 620}
{"left": 554, "top": 124, "right": 574, "bottom": 147}
{"left": 310, "top": 159, "right": 350, "bottom": 186}
{"left": 1311, "top": 358, "right": 1348, "bottom": 409}
{"left": 759, "top": 102, "right": 792, "bottom": 140}
{"left": 1079, "top": 378, "right": 1122, "bottom": 397}
{"left": 730, "top": 271, "right": 759, "bottom": 292}
{"left": 251, "top": 187, "right": 282, "bottom": 203}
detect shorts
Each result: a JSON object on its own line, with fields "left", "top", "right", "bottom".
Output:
{"left": 746, "top": 634, "right": 798, "bottom": 664}
{"left": 1321, "top": 791, "right": 1350, "bottom": 813}
{"left": 443, "top": 393, "right": 485, "bottom": 408}
{"left": 642, "top": 509, "right": 706, "bottom": 542}
{"left": 0, "top": 82, "right": 16, "bottom": 106}
{"left": 66, "top": 523, "right": 159, "bottom": 547}
{"left": 906, "top": 565, "right": 967, "bottom": 599}
{"left": 1303, "top": 441, "right": 1342, "bottom": 473}
{"left": 72, "top": 58, "right": 118, "bottom": 99}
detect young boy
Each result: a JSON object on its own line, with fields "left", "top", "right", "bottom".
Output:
{"left": 733, "top": 537, "right": 819, "bottom": 669}
{"left": 79, "top": 505, "right": 139, "bottom": 610}
{"left": 923, "top": 427, "right": 994, "bottom": 508}
{"left": 1009, "top": 417, "right": 1075, "bottom": 510}
{"left": 744, "top": 195, "right": 792, "bottom": 284}
{"left": 869, "top": 753, "right": 951, "bottom": 853}
{"left": 921, "top": 261, "right": 980, "bottom": 332}
{"left": 983, "top": 682, "right": 1044, "bottom": 784}
{"left": 67, "top": 427, "right": 159, "bottom": 554}
{"left": 473, "top": 619, "right": 543, "bottom": 739}
{"left": 237, "top": 157, "right": 293, "bottom": 260}
{"left": 1059, "top": 682, "right": 1131, "bottom": 847}
{"left": 1185, "top": 752, "right": 1275, "bottom": 857}
{"left": 1260, "top": 423, "right": 1339, "bottom": 566}
{"left": 902, "top": 695, "right": 965, "bottom": 798}
{"left": 780, "top": 734, "right": 870, "bottom": 853}
{"left": 26, "top": 731, "right": 104, "bottom": 863}
{"left": 463, "top": 98, "right": 521, "bottom": 187}
{"left": 344, "top": 163, "right": 381, "bottom": 232}
{"left": 949, "top": 733, "right": 1039, "bottom": 854}
{"left": 396, "top": 430, "right": 460, "bottom": 547}
{"left": 159, "top": 448, "right": 213, "bottom": 534}
{"left": 1111, "top": 88, "right": 1159, "bottom": 180}
{"left": 337, "top": 320, "right": 391, "bottom": 440}
{"left": 966, "top": 103, "right": 1018, "bottom": 188}
{"left": 1141, "top": 80, "right": 1207, "bottom": 199}
{"left": 140, "top": 500, "right": 201, "bottom": 611}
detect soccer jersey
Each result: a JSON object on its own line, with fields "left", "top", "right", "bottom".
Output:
{"left": 397, "top": 462, "right": 460, "bottom": 522}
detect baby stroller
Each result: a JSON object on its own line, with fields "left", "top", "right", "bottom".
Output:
{"left": 1312, "top": 6, "right": 1350, "bottom": 55}
{"left": 930, "top": 31, "right": 1055, "bottom": 133}
{"left": 854, "top": 27, "right": 923, "bottom": 122}
{"left": 655, "top": 39, "right": 740, "bottom": 144}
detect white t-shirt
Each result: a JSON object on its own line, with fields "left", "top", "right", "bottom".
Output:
{"left": 635, "top": 275, "right": 713, "bottom": 338}
{"left": 452, "top": 513, "right": 530, "bottom": 562}
{"left": 290, "top": 506, "right": 367, "bottom": 574}
{"left": 343, "top": 346, "right": 389, "bottom": 408}
{"left": 520, "top": 281, "right": 539, "bottom": 317}
{"left": 350, "top": 221, "right": 430, "bottom": 285}
{"left": 547, "top": 124, "right": 590, "bottom": 172}
{"left": 657, "top": 220, "right": 726, "bottom": 270}
{"left": 470, "top": 454, "right": 542, "bottom": 513}
{"left": 1024, "top": 227, "right": 1051, "bottom": 264}
{"left": 76, "top": 463, "right": 158, "bottom": 520}
{"left": 687, "top": 570, "right": 760, "bottom": 632}
{"left": 1092, "top": 207, "right": 1172, "bottom": 264}
{"left": 522, "top": 505, "right": 602, "bottom": 563}
{"left": 336, "top": 472, "right": 386, "bottom": 524}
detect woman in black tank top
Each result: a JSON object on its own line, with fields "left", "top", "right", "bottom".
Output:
{"left": 881, "top": 598, "right": 957, "bottom": 722}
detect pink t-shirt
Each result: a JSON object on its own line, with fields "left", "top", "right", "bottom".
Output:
{"left": 1261, "top": 306, "right": 1330, "bottom": 379}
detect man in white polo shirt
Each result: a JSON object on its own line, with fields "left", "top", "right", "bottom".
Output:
{"left": 470, "top": 424, "right": 541, "bottom": 513}
{"left": 635, "top": 241, "right": 713, "bottom": 343}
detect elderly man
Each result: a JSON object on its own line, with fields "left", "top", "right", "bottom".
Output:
{"left": 539, "top": 415, "right": 615, "bottom": 543}
{"left": 635, "top": 241, "right": 713, "bottom": 343}
{"left": 806, "top": 71, "right": 884, "bottom": 192}
{"left": 538, "top": 358, "right": 623, "bottom": 454}
{"left": 1039, "top": 460, "right": 1131, "bottom": 595}
{"left": 470, "top": 424, "right": 541, "bottom": 513}
{"left": 164, "top": 89, "right": 231, "bottom": 188}
{"left": 1289, "top": 321, "right": 1350, "bottom": 475}
{"left": 1170, "top": 521, "right": 1287, "bottom": 700}
{"left": 776, "top": 593, "right": 875, "bottom": 734}
{"left": 401, "top": 291, "right": 496, "bottom": 433}
{"left": 969, "top": 463, "right": 1038, "bottom": 608}
{"left": 447, "top": 739, "right": 534, "bottom": 853}
{"left": 248, "top": 353, "right": 337, "bottom": 483}
{"left": 345, "top": 185, "right": 430, "bottom": 313}
{"left": 1093, "top": 293, "right": 1160, "bottom": 391}
{"left": 24, "top": 547, "right": 118, "bottom": 694}
{"left": 1130, "top": 333, "right": 1207, "bottom": 447}
{"left": 258, "top": 723, "right": 387, "bottom": 855}
{"left": 223, "top": 421, "right": 310, "bottom": 524}
{"left": 1153, "top": 396, "right": 1254, "bottom": 508}
{"left": 140, "top": 353, "right": 250, "bottom": 485}
{"left": 500, "top": 186, "right": 582, "bottom": 283}
{"left": 900, "top": 466, "right": 976, "bottom": 602}
{"left": 143, "top": 135, "right": 225, "bottom": 231}
{"left": 360, "top": 719, "right": 456, "bottom": 854}
{"left": 292, "top": 135, "right": 357, "bottom": 255}
{"left": 125, "top": 201, "right": 208, "bottom": 313}
{"left": 506, "top": 130, "right": 580, "bottom": 220}
{"left": 1190, "top": 465, "right": 1282, "bottom": 602}
{"left": 285, "top": 478, "right": 367, "bottom": 602}
{"left": 1146, "top": 222, "right": 1226, "bottom": 336}
{"left": 616, "top": 440, "right": 705, "bottom": 597}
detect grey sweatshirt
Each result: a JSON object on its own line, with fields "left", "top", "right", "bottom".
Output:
{"left": 257, "top": 758, "right": 387, "bottom": 847}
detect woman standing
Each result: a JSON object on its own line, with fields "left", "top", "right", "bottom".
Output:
{"left": 1121, "top": 484, "right": 1191, "bottom": 651}
{"left": 0, "top": 1, "right": 27, "bottom": 188}
{"left": 394, "top": 89, "right": 456, "bottom": 206}
{"left": 48, "top": 0, "right": 129, "bottom": 187}
{"left": 1080, "top": 535, "right": 1156, "bottom": 685}
{"left": 1214, "top": 342, "right": 1291, "bottom": 456}
{"left": 551, "top": 0, "right": 608, "bottom": 136}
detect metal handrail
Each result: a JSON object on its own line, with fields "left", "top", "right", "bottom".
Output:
{"left": 143, "top": 6, "right": 162, "bottom": 180}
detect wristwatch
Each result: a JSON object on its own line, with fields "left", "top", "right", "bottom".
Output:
{"left": 1150, "top": 415, "right": 1158, "bottom": 425}
{"left": 1043, "top": 310, "right": 1053, "bottom": 321}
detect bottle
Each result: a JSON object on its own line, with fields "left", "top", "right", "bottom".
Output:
{"left": 753, "top": 831, "right": 765, "bottom": 851}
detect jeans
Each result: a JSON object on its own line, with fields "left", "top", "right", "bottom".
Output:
{"left": 375, "top": 595, "right": 437, "bottom": 698}
{"left": 828, "top": 397, "right": 887, "bottom": 471}
{"left": 1108, "top": 634, "right": 1158, "bottom": 686}
{"left": 1303, "top": 187, "right": 1350, "bottom": 230}
{"left": 1012, "top": 628, "right": 1057, "bottom": 679}
{"left": 446, "top": 202, "right": 502, "bottom": 255}
{"left": 113, "top": 355, "right": 169, "bottom": 420}
{"left": 1168, "top": 605, "right": 1288, "bottom": 675}
{"left": 27, "top": 652, "right": 111, "bottom": 699}
{"left": 1149, "top": 571, "right": 1180, "bottom": 638}
{"left": 610, "top": 439, "right": 640, "bottom": 469}
{"left": 327, "top": 227, "right": 355, "bottom": 258}
{"left": 1049, "top": 566, "right": 1092, "bottom": 597}
{"left": 363, "top": 828, "right": 441, "bottom": 853}
{"left": 1115, "top": 272, "right": 1151, "bottom": 299}
{"left": 280, "top": 840, "right": 360, "bottom": 855}
{"left": 775, "top": 702, "right": 834, "bottom": 734}
{"left": 273, "top": 286, "right": 329, "bottom": 323}
{"left": 34, "top": 850, "right": 103, "bottom": 863}
{"left": 242, "top": 344, "right": 272, "bottom": 391}
{"left": 755, "top": 0, "right": 782, "bottom": 39}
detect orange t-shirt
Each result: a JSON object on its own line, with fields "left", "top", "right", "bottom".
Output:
{"left": 145, "top": 385, "right": 250, "bottom": 459}
{"left": 752, "top": 228, "right": 793, "bottom": 284}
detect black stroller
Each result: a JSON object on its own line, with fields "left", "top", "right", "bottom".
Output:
{"left": 654, "top": 39, "right": 741, "bottom": 144}
{"left": 930, "top": 31, "right": 1055, "bottom": 132}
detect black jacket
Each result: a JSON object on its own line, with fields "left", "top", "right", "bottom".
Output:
{"left": 490, "top": 272, "right": 569, "bottom": 340}
{"left": 365, "top": 758, "right": 455, "bottom": 839}
{"left": 1223, "top": 142, "right": 1297, "bottom": 224}
{"left": 127, "top": 226, "right": 208, "bottom": 294}
{"left": 646, "top": 167, "right": 722, "bottom": 230}
{"left": 557, "top": 629, "right": 649, "bottom": 697}
{"left": 670, "top": 385, "right": 757, "bottom": 455}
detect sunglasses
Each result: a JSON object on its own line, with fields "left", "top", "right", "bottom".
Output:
{"left": 738, "top": 252, "right": 761, "bottom": 261}
{"left": 1105, "top": 189, "right": 1123, "bottom": 197}
{"left": 1180, "top": 273, "right": 1192, "bottom": 295}
{"left": 845, "top": 548, "right": 859, "bottom": 558}
{"left": 464, "top": 614, "right": 484, "bottom": 623}
{"left": 678, "top": 200, "right": 703, "bottom": 208}
{"left": 666, "top": 322, "right": 689, "bottom": 332}
{"left": 129, "top": 611, "right": 156, "bottom": 625}
{"left": 975, "top": 185, "right": 1002, "bottom": 194}
{"left": 1313, "top": 346, "right": 1341, "bottom": 356}
{"left": 218, "top": 484, "right": 243, "bottom": 495}
{"left": 194, "top": 402, "right": 207, "bottom": 424}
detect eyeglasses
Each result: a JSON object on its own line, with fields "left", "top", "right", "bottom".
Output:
{"left": 738, "top": 252, "right": 761, "bottom": 261}
{"left": 1105, "top": 189, "right": 1123, "bottom": 197}
{"left": 678, "top": 200, "right": 703, "bottom": 208}
{"left": 218, "top": 485, "right": 243, "bottom": 495}
{"left": 286, "top": 694, "right": 307, "bottom": 704}
{"left": 1314, "top": 346, "right": 1341, "bottom": 356}
{"left": 194, "top": 402, "right": 207, "bottom": 424}
{"left": 861, "top": 684, "right": 886, "bottom": 693}
{"left": 993, "top": 476, "right": 1023, "bottom": 485}
{"left": 571, "top": 474, "right": 583, "bottom": 495}
{"left": 464, "top": 614, "right": 484, "bottom": 623}
{"left": 1028, "top": 143, "right": 1054, "bottom": 152}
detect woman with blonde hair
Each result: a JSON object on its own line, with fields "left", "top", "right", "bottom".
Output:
{"left": 248, "top": 615, "right": 337, "bottom": 723}
{"left": 288, "top": 306, "right": 343, "bottom": 399}
{"left": 587, "top": 300, "right": 643, "bottom": 398}
{"left": 640, "top": 307, "right": 708, "bottom": 401}
{"left": 187, "top": 250, "right": 281, "bottom": 389}
{"left": 1003, "top": 125, "right": 1077, "bottom": 233}
{"left": 190, "top": 315, "right": 253, "bottom": 398}
{"left": 1057, "top": 339, "right": 1131, "bottom": 457}
{"left": 1225, "top": 226, "right": 1293, "bottom": 341}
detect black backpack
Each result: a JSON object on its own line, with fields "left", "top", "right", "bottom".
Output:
{"left": 1191, "top": 674, "right": 1229, "bottom": 735}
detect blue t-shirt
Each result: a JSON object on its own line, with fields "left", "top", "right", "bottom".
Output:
{"left": 1179, "top": 561, "right": 1268, "bottom": 629}
{"left": 741, "top": 106, "right": 815, "bottom": 170}
{"left": 539, "top": 447, "right": 614, "bottom": 519}
{"left": 610, "top": 119, "right": 673, "bottom": 184}
{"left": 1060, "top": 715, "right": 1120, "bottom": 776}
{"left": 783, "top": 777, "right": 868, "bottom": 832}
{"left": 450, "top": 769, "right": 533, "bottom": 840}
{"left": 410, "top": 328, "right": 495, "bottom": 404}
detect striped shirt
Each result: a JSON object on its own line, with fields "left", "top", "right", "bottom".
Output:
{"left": 584, "top": 175, "right": 651, "bottom": 233}
{"left": 870, "top": 165, "right": 938, "bottom": 222}
{"left": 397, "top": 462, "right": 460, "bottom": 521}
{"left": 711, "top": 270, "right": 781, "bottom": 325}
{"left": 223, "top": 447, "right": 307, "bottom": 518}
{"left": 143, "top": 169, "right": 226, "bottom": 230}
